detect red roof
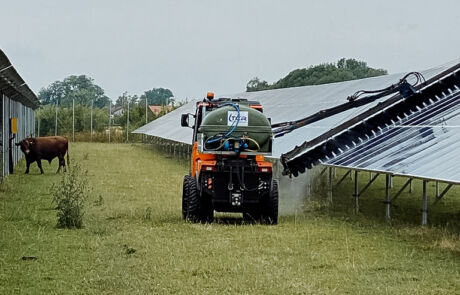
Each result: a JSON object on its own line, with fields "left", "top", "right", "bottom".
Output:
{"left": 149, "top": 105, "right": 173, "bottom": 115}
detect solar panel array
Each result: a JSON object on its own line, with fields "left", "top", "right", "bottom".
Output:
{"left": 326, "top": 79, "right": 460, "bottom": 184}
{"left": 283, "top": 63, "right": 460, "bottom": 180}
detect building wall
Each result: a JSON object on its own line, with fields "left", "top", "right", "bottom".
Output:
{"left": 1, "top": 93, "right": 35, "bottom": 179}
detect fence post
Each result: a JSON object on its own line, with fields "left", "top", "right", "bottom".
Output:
{"left": 126, "top": 101, "right": 129, "bottom": 142}
{"left": 72, "top": 98, "right": 75, "bottom": 142}
{"left": 108, "top": 103, "right": 111, "bottom": 143}
{"left": 90, "top": 99, "right": 93, "bottom": 142}
{"left": 55, "top": 100, "right": 58, "bottom": 136}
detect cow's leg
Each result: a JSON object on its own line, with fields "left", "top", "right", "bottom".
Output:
{"left": 37, "top": 159, "right": 44, "bottom": 174}
{"left": 61, "top": 155, "right": 67, "bottom": 172}
{"left": 25, "top": 160, "right": 30, "bottom": 174}
{"left": 57, "top": 156, "right": 64, "bottom": 173}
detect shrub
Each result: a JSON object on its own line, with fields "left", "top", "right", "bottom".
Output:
{"left": 51, "top": 164, "right": 90, "bottom": 228}
{"left": 144, "top": 207, "right": 152, "bottom": 220}
{"left": 94, "top": 195, "right": 104, "bottom": 206}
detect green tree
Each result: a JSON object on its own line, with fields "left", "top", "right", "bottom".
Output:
{"left": 246, "top": 77, "right": 270, "bottom": 92}
{"left": 38, "top": 75, "right": 110, "bottom": 108}
{"left": 246, "top": 58, "right": 388, "bottom": 92}
{"left": 144, "top": 88, "right": 174, "bottom": 105}
{"left": 115, "top": 92, "right": 138, "bottom": 108}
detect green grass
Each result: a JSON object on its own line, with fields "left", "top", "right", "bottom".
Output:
{"left": 0, "top": 143, "right": 459, "bottom": 294}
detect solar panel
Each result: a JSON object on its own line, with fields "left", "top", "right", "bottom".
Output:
{"left": 283, "top": 65, "right": 460, "bottom": 172}
{"left": 326, "top": 85, "right": 460, "bottom": 184}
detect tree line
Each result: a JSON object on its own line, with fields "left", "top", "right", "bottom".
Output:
{"left": 246, "top": 58, "right": 388, "bottom": 92}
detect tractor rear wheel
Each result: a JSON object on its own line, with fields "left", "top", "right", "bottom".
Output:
{"left": 200, "top": 192, "right": 214, "bottom": 223}
{"left": 184, "top": 176, "right": 214, "bottom": 223}
{"left": 261, "top": 179, "right": 279, "bottom": 225}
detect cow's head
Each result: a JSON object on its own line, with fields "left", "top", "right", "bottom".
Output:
{"left": 15, "top": 138, "right": 35, "bottom": 155}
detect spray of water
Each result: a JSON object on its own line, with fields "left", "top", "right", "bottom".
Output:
{"left": 274, "top": 160, "right": 323, "bottom": 215}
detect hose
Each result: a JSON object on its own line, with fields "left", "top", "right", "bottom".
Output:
{"left": 347, "top": 72, "right": 426, "bottom": 102}
{"left": 204, "top": 137, "right": 233, "bottom": 151}
{"left": 242, "top": 137, "right": 261, "bottom": 152}
{"left": 204, "top": 103, "right": 241, "bottom": 150}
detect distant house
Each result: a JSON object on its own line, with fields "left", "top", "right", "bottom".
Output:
{"left": 112, "top": 106, "right": 124, "bottom": 116}
{"left": 149, "top": 105, "right": 173, "bottom": 115}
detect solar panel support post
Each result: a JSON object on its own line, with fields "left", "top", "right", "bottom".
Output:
{"left": 385, "top": 174, "right": 391, "bottom": 223}
{"left": 336, "top": 169, "right": 352, "bottom": 187}
{"left": 358, "top": 173, "right": 380, "bottom": 197}
{"left": 328, "top": 167, "right": 333, "bottom": 203}
{"left": 435, "top": 181, "right": 439, "bottom": 198}
{"left": 433, "top": 184, "right": 453, "bottom": 205}
{"left": 409, "top": 178, "right": 413, "bottom": 193}
{"left": 390, "top": 175, "right": 393, "bottom": 189}
{"left": 354, "top": 170, "right": 359, "bottom": 214}
{"left": 422, "top": 180, "right": 428, "bottom": 226}
{"left": 389, "top": 178, "right": 412, "bottom": 204}
{"left": 320, "top": 166, "right": 328, "bottom": 176}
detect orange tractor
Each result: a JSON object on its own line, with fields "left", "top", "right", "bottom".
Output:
{"left": 180, "top": 92, "right": 277, "bottom": 224}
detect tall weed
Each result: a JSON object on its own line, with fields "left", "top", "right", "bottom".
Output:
{"left": 51, "top": 163, "right": 90, "bottom": 228}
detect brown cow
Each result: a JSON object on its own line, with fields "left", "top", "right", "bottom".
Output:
{"left": 15, "top": 136, "right": 70, "bottom": 174}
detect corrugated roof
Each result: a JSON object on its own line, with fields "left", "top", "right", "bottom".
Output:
{"left": 134, "top": 59, "right": 460, "bottom": 159}
{"left": 0, "top": 49, "right": 39, "bottom": 109}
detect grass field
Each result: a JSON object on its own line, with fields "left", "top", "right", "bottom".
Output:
{"left": 0, "top": 143, "right": 459, "bottom": 294}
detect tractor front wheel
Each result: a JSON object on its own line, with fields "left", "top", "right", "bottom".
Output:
{"left": 182, "top": 175, "right": 191, "bottom": 219}
{"left": 185, "top": 176, "right": 200, "bottom": 222}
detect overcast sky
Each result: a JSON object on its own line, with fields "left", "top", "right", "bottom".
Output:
{"left": 1, "top": 0, "right": 459, "bottom": 102}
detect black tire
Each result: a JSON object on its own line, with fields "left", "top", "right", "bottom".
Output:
{"left": 182, "top": 175, "right": 191, "bottom": 219}
{"left": 261, "top": 179, "right": 279, "bottom": 225}
{"left": 186, "top": 177, "right": 201, "bottom": 222}
{"left": 184, "top": 176, "right": 214, "bottom": 223}
{"left": 200, "top": 192, "right": 214, "bottom": 223}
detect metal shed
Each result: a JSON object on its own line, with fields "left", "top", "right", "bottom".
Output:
{"left": 0, "top": 49, "right": 39, "bottom": 179}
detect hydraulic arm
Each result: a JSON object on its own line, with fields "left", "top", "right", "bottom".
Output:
{"left": 272, "top": 72, "right": 424, "bottom": 138}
